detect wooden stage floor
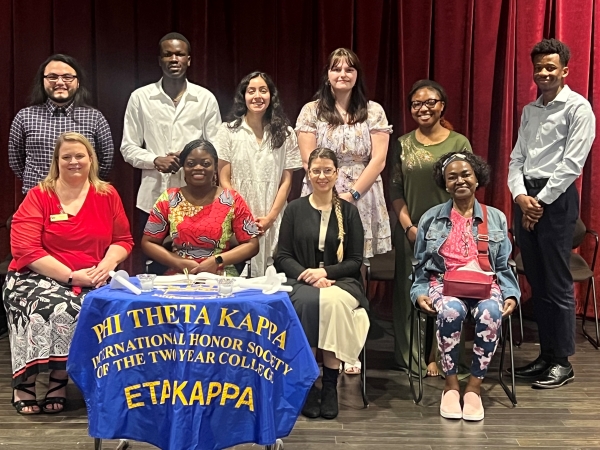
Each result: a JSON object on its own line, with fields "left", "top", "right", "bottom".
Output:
{"left": 1, "top": 318, "right": 599, "bottom": 450}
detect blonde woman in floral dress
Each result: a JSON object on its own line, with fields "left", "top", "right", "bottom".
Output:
{"left": 390, "top": 80, "right": 471, "bottom": 377}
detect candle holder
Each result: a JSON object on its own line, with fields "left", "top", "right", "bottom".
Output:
{"left": 218, "top": 277, "right": 234, "bottom": 296}
{"left": 136, "top": 274, "right": 157, "bottom": 292}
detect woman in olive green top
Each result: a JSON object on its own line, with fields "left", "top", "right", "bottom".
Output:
{"left": 390, "top": 80, "right": 472, "bottom": 376}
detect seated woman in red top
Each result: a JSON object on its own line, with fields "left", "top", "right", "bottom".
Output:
{"left": 3, "top": 132, "right": 133, "bottom": 415}
{"left": 142, "top": 139, "right": 259, "bottom": 275}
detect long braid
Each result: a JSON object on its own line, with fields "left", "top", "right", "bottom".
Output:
{"left": 332, "top": 186, "right": 345, "bottom": 262}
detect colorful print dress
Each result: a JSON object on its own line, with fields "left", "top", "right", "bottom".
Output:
{"left": 144, "top": 188, "right": 259, "bottom": 275}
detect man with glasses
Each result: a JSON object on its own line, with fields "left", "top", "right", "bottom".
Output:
{"left": 8, "top": 54, "right": 114, "bottom": 194}
{"left": 508, "top": 39, "right": 596, "bottom": 388}
{"left": 120, "top": 32, "right": 221, "bottom": 229}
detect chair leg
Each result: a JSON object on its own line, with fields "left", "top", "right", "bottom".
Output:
{"left": 513, "top": 301, "right": 524, "bottom": 347}
{"left": 94, "top": 438, "right": 102, "bottom": 450}
{"left": 360, "top": 346, "right": 368, "bottom": 408}
{"left": 408, "top": 307, "right": 424, "bottom": 404}
{"left": 582, "top": 278, "right": 600, "bottom": 349}
{"left": 264, "top": 439, "right": 284, "bottom": 449}
{"left": 498, "top": 315, "right": 517, "bottom": 406}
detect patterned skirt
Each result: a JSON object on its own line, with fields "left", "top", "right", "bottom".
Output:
{"left": 2, "top": 271, "right": 90, "bottom": 388}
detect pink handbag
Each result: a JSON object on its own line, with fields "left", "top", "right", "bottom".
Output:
{"left": 442, "top": 205, "right": 494, "bottom": 300}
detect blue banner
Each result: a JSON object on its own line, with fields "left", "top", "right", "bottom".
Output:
{"left": 68, "top": 283, "right": 319, "bottom": 450}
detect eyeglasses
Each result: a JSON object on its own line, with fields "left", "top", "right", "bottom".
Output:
{"left": 410, "top": 99, "right": 442, "bottom": 110}
{"left": 44, "top": 74, "right": 78, "bottom": 83}
{"left": 309, "top": 168, "right": 336, "bottom": 177}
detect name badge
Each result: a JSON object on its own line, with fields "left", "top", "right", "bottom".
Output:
{"left": 50, "top": 213, "right": 69, "bottom": 222}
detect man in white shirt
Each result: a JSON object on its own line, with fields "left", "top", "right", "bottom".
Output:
{"left": 121, "top": 32, "right": 221, "bottom": 227}
{"left": 507, "top": 39, "right": 595, "bottom": 389}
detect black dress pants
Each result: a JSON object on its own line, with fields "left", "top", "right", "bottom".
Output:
{"left": 513, "top": 182, "right": 579, "bottom": 358}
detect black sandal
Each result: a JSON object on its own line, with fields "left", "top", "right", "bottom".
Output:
{"left": 11, "top": 382, "right": 41, "bottom": 415}
{"left": 41, "top": 376, "right": 68, "bottom": 414}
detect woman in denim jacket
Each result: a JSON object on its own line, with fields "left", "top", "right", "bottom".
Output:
{"left": 410, "top": 151, "right": 519, "bottom": 421}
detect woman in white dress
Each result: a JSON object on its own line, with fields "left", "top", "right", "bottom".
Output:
{"left": 215, "top": 71, "right": 302, "bottom": 276}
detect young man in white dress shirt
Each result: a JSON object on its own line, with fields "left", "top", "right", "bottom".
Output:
{"left": 121, "top": 32, "right": 221, "bottom": 227}
{"left": 508, "top": 38, "right": 596, "bottom": 389}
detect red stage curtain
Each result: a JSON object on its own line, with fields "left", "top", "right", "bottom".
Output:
{"left": 0, "top": 0, "right": 598, "bottom": 315}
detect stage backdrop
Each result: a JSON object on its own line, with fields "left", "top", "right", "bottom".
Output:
{"left": 0, "top": 0, "right": 598, "bottom": 315}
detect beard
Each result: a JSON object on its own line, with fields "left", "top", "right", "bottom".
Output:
{"left": 45, "top": 86, "right": 77, "bottom": 105}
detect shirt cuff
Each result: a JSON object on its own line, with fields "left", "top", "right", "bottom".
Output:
{"left": 511, "top": 186, "right": 528, "bottom": 202}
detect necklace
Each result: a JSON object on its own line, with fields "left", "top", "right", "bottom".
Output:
{"left": 335, "top": 102, "right": 349, "bottom": 119}
{"left": 172, "top": 89, "right": 186, "bottom": 103}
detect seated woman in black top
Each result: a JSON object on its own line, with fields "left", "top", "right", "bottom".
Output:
{"left": 275, "top": 148, "right": 369, "bottom": 420}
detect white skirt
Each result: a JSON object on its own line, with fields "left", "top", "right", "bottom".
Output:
{"left": 318, "top": 286, "right": 370, "bottom": 365}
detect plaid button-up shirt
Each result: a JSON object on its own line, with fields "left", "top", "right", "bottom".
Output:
{"left": 8, "top": 99, "right": 114, "bottom": 193}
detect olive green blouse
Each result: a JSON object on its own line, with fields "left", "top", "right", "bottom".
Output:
{"left": 390, "top": 130, "right": 472, "bottom": 223}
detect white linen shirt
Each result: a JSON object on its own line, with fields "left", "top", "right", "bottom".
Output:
{"left": 121, "top": 79, "right": 221, "bottom": 212}
{"left": 507, "top": 85, "right": 596, "bottom": 204}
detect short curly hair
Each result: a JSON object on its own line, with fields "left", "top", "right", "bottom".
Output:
{"left": 432, "top": 151, "right": 491, "bottom": 190}
{"left": 531, "top": 38, "right": 570, "bottom": 66}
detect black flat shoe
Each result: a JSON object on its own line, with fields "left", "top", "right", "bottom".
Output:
{"left": 11, "top": 382, "right": 41, "bottom": 415}
{"left": 41, "top": 376, "right": 68, "bottom": 414}
{"left": 531, "top": 364, "right": 574, "bottom": 389}
{"left": 301, "top": 384, "right": 321, "bottom": 419}
{"left": 509, "top": 356, "right": 551, "bottom": 379}
{"left": 320, "top": 382, "right": 338, "bottom": 420}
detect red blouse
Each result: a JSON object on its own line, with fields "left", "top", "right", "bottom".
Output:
{"left": 9, "top": 185, "right": 134, "bottom": 272}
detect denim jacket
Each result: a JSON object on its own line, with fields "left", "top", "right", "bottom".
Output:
{"left": 410, "top": 199, "right": 521, "bottom": 303}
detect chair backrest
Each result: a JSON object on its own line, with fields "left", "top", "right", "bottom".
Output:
{"left": 572, "top": 217, "right": 586, "bottom": 249}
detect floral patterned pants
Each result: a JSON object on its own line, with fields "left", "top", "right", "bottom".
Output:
{"left": 429, "top": 282, "right": 504, "bottom": 379}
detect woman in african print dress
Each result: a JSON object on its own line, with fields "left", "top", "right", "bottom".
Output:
{"left": 3, "top": 132, "right": 133, "bottom": 415}
{"left": 142, "top": 139, "right": 259, "bottom": 275}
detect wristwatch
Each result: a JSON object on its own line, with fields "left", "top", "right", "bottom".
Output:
{"left": 215, "top": 255, "right": 224, "bottom": 265}
{"left": 67, "top": 271, "right": 74, "bottom": 286}
{"left": 349, "top": 188, "right": 361, "bottom": 201}
{"left": 534, "top": 196, "right": 546, "bottom": 207}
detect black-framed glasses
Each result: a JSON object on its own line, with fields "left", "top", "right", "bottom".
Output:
{"left": 309, "top": 168, "right": 336, "bottom": 177}
{"left": 410, "top": 98, "right": 442, "bottom": 110}
{"left": 44, "top": 74, "right": 78, "bottom": 83}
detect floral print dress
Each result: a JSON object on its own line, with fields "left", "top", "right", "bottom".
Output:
{"left": 296, "top": 100, "right": 392, "bottom": 257}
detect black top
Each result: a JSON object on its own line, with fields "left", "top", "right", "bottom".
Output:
{"left": 274, "top": 195, "right": 368, "bottom": 309}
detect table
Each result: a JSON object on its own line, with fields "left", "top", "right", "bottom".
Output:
{"left": 68, "top": 281, "right": 319, "bottom": 450}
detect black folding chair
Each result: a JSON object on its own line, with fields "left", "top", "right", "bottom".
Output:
{"left": 407, "top": 257, "right": 517, "bottom": 406}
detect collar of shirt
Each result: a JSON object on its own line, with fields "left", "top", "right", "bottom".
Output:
{"left": 534, "top": 84, "right": 572, "bottom": 108}
{"left": 150, "top": 79, "right": 200, "bottom": 104}
{"left": 436, "top": 198, "right": 484, "bottom": 223}
{"left": 239, "top": 116, "right": 271, "bottom": 135}
{"left": 45, "top": 99, "right": 75, "bottom": 116}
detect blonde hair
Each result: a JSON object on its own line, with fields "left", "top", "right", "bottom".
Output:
{"left": 308, "top": 147, "right": 345, "bottom": 262}
{"left": 39, "top": 132, "right": 110, "bottom": 194}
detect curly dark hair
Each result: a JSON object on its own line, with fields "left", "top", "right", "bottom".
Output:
{"left": 179, "top": 139, "right": 218, "bottom": 167}
{"left": 531, "top": 38, "right": 571, "bottom": 66}
{"left": 225, "top": 71, "right": 291, "bottom": 149}
{"left": 432, "top": 151, "right": 490, "bottom": 190}
{"left": 314, "top": 48, "right": 368, "bottom": 126}
{"left": 29, "top": 54, "right": 92, "bottom": 107}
